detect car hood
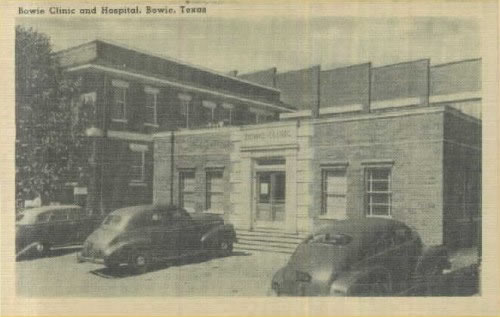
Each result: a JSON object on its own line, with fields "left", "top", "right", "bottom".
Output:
{"left": 277, "top": 243, "right": 352, "bottom": 295}
{"left": 84, "top": 226, "right": 120, "bottom": 250}
{"left": 189, "top": 213, "right": 224, "bottom": 225}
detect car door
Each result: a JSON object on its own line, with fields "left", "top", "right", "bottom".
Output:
{"left": 151, "top": 209, "right": 180, "bottom": 259}
{"left": 172, "top": 208, "right": 200, "bottom": 255}
{"left": 66, "top": 208, "right": 82, "bottom": 244}
{"left": 48, "top": 209, "right": 70, "bottom": 247}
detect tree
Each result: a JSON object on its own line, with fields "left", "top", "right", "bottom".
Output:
{"left": 15, "top": 26, "right": 90, "bottom": 207}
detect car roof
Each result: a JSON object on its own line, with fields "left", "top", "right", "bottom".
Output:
{"left": 108, "top": 204, "right": 175, "bottom": 219}
{"left": 20, "top": 205, "right": 82, "bottom": 216}
{"left": 313, "top": 218, "right": 410, "bottom": 239}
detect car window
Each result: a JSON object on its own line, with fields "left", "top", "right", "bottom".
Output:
{"left": 50, "top": 210, "right": 68, "bottom": 222}
{"left": 103, "top": 215, "right": 122, "bottom": 226}
{"left": 394, "top": 227, "right": 411, "bottom": 244}
{"left": 308, "top": 233, "right": 352, "bottom": 246}
{"left": 36, "top": 212, "right": 50, "bottom": 223}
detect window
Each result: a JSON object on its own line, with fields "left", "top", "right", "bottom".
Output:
{"left": 206, "top": 170, "right": 224, "bottom": 212}
{"left": 202, "top": 100, "right": 217, "bottom": 125}
{"left": 129, "top": 144, "right": 148, "bottom": 183}
{"left": 321, "top": 169, "right": 347, "bottom": 219}
{"left": 221, "top": 103, "right": 233, "bottom": 126}
{"left": 144, "top": 87, "right": 159, "bottom": 125}
{"left": 179, "top": 170, "right": 196, "bottom": 210}
{"left": 111, "top": 80, "right": 128, "bottom": 121}
{"left": 365, "top": 168, "right": 392, "bottom": 217}
{"left": 178, "top": 93, "right": 192, "bottom": 128}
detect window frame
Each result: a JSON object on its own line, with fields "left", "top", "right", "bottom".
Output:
{"left": 179, "top": 169, "right": 196, "bottom": 209}
{"left": 129, "top": 144, "right": 148, "bottom": 184}
{"left": 320, "top": 168, "right": 348, "bottom": 219}
{"left": 205, "top": 169, "right": 224, "bottom": 213}
{"left": 364, "top": 166, "right": 393, "bottom": 218}
{"left": 111, "top": 80, "right": 129, "bottom": 122}
{"left": 144, "top": 86, "right": 159, "bottom": 126}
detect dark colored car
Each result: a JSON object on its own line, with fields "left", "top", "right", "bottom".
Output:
{"left": 16, "top": 205, "right": 98, "bottom": 258}
{"left": 77, "top": 205, "right": 237, "bottom": 273}
{"left": 270, "top": 218, "right": 451, "bottom": 296}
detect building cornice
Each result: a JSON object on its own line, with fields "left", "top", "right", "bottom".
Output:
{"left": 65, "top": 64, "right": 293, "bottom": 113}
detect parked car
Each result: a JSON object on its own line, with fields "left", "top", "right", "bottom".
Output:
{"left": 77, "top": 205, "right": 237, "bottom": 273}
{"left": 270, "top": 218, "right": 451, "bottom": 296}
{"left": 16, "top": 205, "right": 99, "bottom": 258}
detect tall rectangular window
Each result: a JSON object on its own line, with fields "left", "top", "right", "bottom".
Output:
{"left": 129, "top": 144, "right": 148, "bottom": 183}
{"left": 321, "top": 169, "right": 347, "bottom": 219}
{"left": 206, "top": 170, "right": 224, "bottom": 212}
{"left": 179, "top": 170, "right": 196, "bottom": 210}
{"left": 365, "top": 168, "right": 392, "bottom": 217}
{"left": 111, "top": 80, "right": 128, "bottom": 121}
{"left": 144, "top": 87, "right": 159, "bottom": 125}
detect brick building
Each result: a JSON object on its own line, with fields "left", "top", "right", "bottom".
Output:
{"left": 58, "top": 40, "right": 481, "bottom": 247}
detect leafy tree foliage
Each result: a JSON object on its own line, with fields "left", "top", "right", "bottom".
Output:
{"left": 15, "top": 26, "right": 91, "bottom": 207}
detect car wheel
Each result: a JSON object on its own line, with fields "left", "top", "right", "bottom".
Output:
{"left": 35, "top": 242, "right": 50, "bottom": 257}
{"left": 129, "top": 252, "right": 150, "bottom": 275}
{"left": 218, "top": 240, "right": 233, "bottom": 257}
{"left": 369, "top": 275, "right": 391, "bottom": 296}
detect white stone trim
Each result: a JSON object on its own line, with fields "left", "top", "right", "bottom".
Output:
{"left": 222, "top": 102, "right": 234, "bottom": 109}
{"left": 249, "top": 107, "right": 272, "bottom": 116}
{"left": 111, "top": 79, "right": 129, "bottom": 88}
{"left": 66, "top": 64, "right": 292, "bottom": 113}
{"left": 319, "top": 103, "right": 363, "bottom": 115}
{"left": 430, "top": 91, "right": 481, "bottom": 104}
{"left": 177, "top": 93, "right": 192, "bottom": 102}
{"left": 279, "top": 110, "right": 312, "bottom": 119}
{"left": 144, "top": 86, "right": 160, "bottom": 94}
{"left": 371, "top": 97, "right": 422, "bottom": 110}
{"left": 202, "top": 100, "right": 217, "bottom": 109}
{"left": 108, "top": 130, "right": 152, "bottom": 142}
{"left": 129, "top": 143, "right": 149, "bottom": 152}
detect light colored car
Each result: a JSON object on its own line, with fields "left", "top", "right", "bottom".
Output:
{"left": 270, "top": 218, "right": 451, "bottom": 296}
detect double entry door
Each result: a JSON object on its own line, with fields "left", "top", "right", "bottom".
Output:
{"left": 255, "top": 171, "right": 286, "bottom": 227}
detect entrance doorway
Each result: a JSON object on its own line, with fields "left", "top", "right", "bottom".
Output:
{"left": 255, "top": 171, "right": 286, "bottom": 227}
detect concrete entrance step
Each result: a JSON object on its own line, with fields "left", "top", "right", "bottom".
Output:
{"left": 234, "top": 228, "right": 308, "bottom": 255}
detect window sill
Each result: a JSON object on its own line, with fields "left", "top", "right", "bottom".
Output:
{"left": 366, "top": 214, "right": 392, "bottom": 219}
{"left": 318, "top": 215, "right": 347, "bottom": 220}
{"left": 129, "top": 181, "right": 147, "bottom": 187}
{"left": 203, "top": 209, "right": 224, "bottom": 215}
{"left": 112, "top": 119, "right": 128, "bottom": 123}
{"left": 144, "top": 123, "right": 159, "bottom": 128}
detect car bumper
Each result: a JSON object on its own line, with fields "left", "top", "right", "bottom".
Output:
{"left": 76, "top": 252, "right": 105, "bottom": 264}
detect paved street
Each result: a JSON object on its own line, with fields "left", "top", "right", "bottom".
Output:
{"left": 16, "top": 247, "right": 480, "bottom": 297}
{"left": 16, "top": 249, "right": 289, "bottom": 297}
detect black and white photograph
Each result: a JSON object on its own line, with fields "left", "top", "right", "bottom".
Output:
{"left": 1, "top": 1, "right": 499, "bottom": 316}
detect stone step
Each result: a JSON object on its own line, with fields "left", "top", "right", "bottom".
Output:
{"left": 236, "top": 235, "right": 304, "bottom": 245}
{"left": 234, "top": 243, "right": 296, "bottom": 255}
{"left": 236, "top": 229, "right": 308, "bottom": 240}
{"left": 234, "top": 240, "right": 298, "bottom": 251}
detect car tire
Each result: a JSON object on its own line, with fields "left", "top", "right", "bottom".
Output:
{"left": 129, "top": 252, "right": 150, "bottom": 275}
{"left": 35, "top": 242, "right": 50, "bottom": 257}
{"left": 369, "top": 275, "right": 391, "bottom": 296}
{"left": 218, "top": 240, "right": 233, "bottom": 257}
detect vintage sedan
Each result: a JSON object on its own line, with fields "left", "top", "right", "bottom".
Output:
{"left": 270, "top": 218, "right": 451, "bottom": 296}
{"left": 16, "top": 205, "right": 98, "bottom": 258}
{"left": 77, "top": 205, "right": 237, "bottom": 273}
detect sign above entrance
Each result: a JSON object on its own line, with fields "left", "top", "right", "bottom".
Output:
{"left": 240, "top": 125, "right": 297, "bottom": 149}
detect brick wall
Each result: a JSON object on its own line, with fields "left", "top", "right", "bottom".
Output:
{"left": 154, "top": 129, "right": 233, "bottom": 220}
{"left": 311, "top": 110, "right": 445, "bottom": 245}
{"left": 319, "top": 63, "right": 370, "bottom": 113}
{"left": 442, "top": 109, "right": 481, "bottom": 248}
{"left": 370, "top": 59, "right": 430, "bottom": 106}
{"left": 276, "top": 66, "right": 320, "bottom": 112}
{"left": 239, "top": 68, "right": 277, "bottom": 88}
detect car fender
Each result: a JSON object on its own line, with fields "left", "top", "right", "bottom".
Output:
{"left": 104, "top": 238, "right": 150, "bottom": 261}
{"left": 200, "top": 224, "right": 236, "bottom": 246}
{"left": 414, "top": 245, "right": 451, "bottom": 276}
{"left": 330, "top": 266, "right": 392, "bottom": 296}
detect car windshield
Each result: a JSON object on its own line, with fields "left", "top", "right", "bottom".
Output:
{"left": 102, "top": 215, "right": 123, "bottom": 226}
{"left": 308, "top": 233, "right": 352, "bottom": 246}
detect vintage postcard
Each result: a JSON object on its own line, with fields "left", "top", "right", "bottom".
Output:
{"left": 1, "top": 0, "right": 499, "bottom": 316}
